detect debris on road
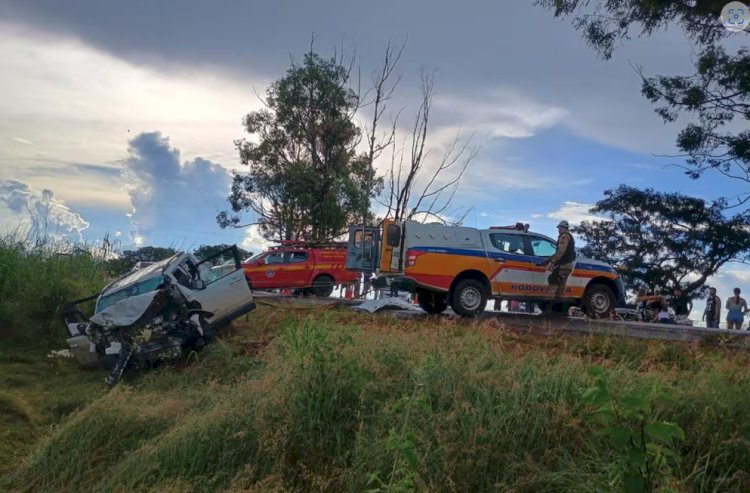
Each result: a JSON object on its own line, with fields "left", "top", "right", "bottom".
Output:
{"left": 47, "top": 349, "right": 73, "bottom": 359}
{"left": 353, "top": 297, "right": 424, "bottom": 313}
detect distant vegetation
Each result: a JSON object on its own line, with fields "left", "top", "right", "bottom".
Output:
{"left": 0, "top": 233, "right": 108, "bottom": 343}
{"left": 2, "top": 305, "right": 749, "bottom": 492}
{"left": 574, "top": 186, "right": 750, "bottom": 299}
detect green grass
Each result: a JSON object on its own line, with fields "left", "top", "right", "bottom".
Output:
{"left": 0, "top": 233, "right": 108, "bottom": 344}
{"left": 1, "top": 304, "right": 749, "bottom": 492}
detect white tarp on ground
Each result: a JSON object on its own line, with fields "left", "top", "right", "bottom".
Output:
{"left": 353, "top": 297, "right": 424, "bottom": 313}
{"left": 90, "top": 290, "right": 160, "bottom": 328}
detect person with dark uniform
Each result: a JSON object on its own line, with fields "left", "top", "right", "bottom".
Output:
{"left": 703, "top": 287, "right": 721, "bottom": 329}
{"left": 540, "top": 220, "right": 576, "bottom": 313}
{"left": 669, "top": 287, "right": 692, "bottom": 322}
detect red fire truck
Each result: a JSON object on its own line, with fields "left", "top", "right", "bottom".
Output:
{"left": 242, "top": 241, "right": 360, "bottom": 297}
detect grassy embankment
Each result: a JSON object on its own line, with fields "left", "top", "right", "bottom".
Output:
{"left": 1, "top": 236, "right": 749, "bottom": 492}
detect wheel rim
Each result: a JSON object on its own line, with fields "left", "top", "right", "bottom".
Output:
{"left": 590, "top": 292, "right": 610, "bottom": 313}
{"left": 460, "top": 286, "right": 482, "bottom": 311}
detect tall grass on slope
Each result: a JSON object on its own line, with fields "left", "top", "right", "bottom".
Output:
{"left": 4, "top": 314, "right": 750, "bottom": 492}
{"left": 0, "top": 232, "right": 107, "bottom": 343}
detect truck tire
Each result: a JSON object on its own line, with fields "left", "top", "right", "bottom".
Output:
{"left": 312, "top": 275, "right": 335, "bottom": 297}
{"left": 584, "top": 284, "right": 615, "bottom": 318}
{"left": 417, "top": 289, "right": 448, "bottom": 314}
{"left": 449, "top": 279, "right": 487, "bottom": 317}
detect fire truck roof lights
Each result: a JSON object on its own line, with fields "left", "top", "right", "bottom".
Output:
{"left": 270, "top": 240, "right": 348, "bottom": 250}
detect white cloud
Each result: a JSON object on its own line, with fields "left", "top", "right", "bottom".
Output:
{"left": 122, "top": 131, "right": 233, "bottom": 245}
{"left": 0, "top": 26, "right": 266, "bottom": 210}
{"left": 433, "top": 89, "right": 567, "bottom": 139}
{"left": 240, "top": 225, "right": 274, "bottom": 256}
{"left": 547, "top": 201, "right": 606, "bottom": 225}
{"left": 0, "top": 179, "right": 89, "bottom": 240}
{"left": 723, "top": 269, "right": 750, "bottom": 284}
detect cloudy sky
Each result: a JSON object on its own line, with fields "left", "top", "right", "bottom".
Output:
{"left": 1, "top": 0, "right": 748, "bottom": 303}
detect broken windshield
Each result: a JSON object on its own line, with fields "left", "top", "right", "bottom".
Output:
{"left": 96, "top": 275, "right": 166, "bottom": 313}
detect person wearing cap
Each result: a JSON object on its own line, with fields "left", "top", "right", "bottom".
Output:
{"left": 540, "top": 220, "right": 576, "bottom": 312}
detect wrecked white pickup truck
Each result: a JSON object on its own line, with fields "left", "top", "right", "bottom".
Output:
{"left": 63, "top": 245, "right": 256, "bottom": 386}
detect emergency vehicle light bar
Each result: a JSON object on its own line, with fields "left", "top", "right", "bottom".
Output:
{"left": 490, "top": 223, "right": 530, "bottom": 232}
{"left": 270, "top": 240, "right": 348, "bottom": 250}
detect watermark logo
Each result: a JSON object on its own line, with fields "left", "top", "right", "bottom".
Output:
{"left": 721, "top": 1, "right": 750, "bottom": 32}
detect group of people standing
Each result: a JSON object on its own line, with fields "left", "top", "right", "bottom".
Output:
{"left": 702, "top": 287, "right": 749, "bottom": 330}
{"left": 640, "top": 286, "right": 749, "bottom": 329}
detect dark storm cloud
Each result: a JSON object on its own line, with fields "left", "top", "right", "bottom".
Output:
{"left": 0, "top": 0, "right": 697, "bottom": 152}
{"left": 0, "top": 0, "right": 691, "bottom": 84}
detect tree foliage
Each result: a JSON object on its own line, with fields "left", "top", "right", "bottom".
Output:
{"left": 380, "top": 72, "right": 477, "bottom": 224}
{"left": 219, "top": 51, "right": 380, "bottom": 242}
{"left": 194, "top": 244, "right": 252, "bottom": 263}
{"left": 106, "top": 246, "right": 177, "bottom": 276}
{"left": 573, "top": 186, "right": 750, "bottom": 297}
{"left": 537, "top": 0, "right": 750, "bottom": 208}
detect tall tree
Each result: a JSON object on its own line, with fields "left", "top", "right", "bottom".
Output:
{"left": 379, "top": 72, "right": 477, "bottom": 224}
{"left": 360, "top": 40, "right": 405, "bottom": 226}
{"left": 537, "top": 0, "right": 750, "bottom": 208}
{"left": 218, "top": 50, "right": 376, "bottom": 241}
{"left": 573, "top": 186, "right": 750, "bottom": 297}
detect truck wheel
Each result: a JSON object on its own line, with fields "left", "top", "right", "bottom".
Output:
{"left": 449, "top": 279, "right": 487, "bottom": 317}
{"left": 417, "top": 289, "right": 448, "bottom": 314}
{"left": 584, "top": 284, "right": 615, "bottom": 318}
{"left": 312, "top": 275, "right": 335, "bottom": 297}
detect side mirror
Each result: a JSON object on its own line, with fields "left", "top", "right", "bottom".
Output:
{"left": 194, "top": 279, "right": 206, "bottom": 290}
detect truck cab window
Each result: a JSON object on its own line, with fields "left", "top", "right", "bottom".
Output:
{"left": 490, "top": 233, "right": 526, "bottom": 255}
{"left": 197, "top": 262, "right": 220, "bottom": 285}
{"left": 386, "top": 224, "right": 401, "bottom": 247}
{"left": 530, "top": 237, "right": 557, "bottom": 257}
{"left": 285, "top": 251, "right": 308, "bottom": 263}
{"left": 264, "top": 252, "right": 283, "bottom": 264}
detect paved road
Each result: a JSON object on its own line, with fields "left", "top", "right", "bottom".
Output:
{"left": 251, "top": 292, "right": 750, "bottom": 348}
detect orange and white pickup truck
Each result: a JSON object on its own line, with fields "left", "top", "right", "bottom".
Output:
{"left": 345, "top": 220, "right": 625, "bottom": 317}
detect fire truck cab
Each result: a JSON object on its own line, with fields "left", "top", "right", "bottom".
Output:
{"left": 346, "top": 220, "right": 625, "bottom": 317}
{"left": 243, "top": 241, "right": 359, "bottom": 297}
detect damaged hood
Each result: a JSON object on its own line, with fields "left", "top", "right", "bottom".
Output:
{"left": 90, "top": 290, "right": 163, "bottom": 328}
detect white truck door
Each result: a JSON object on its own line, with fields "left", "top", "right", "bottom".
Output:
{"left": 170, "top": 248, "right": 253, "bottom": 323}
{"left": 484, "top": 231, "right": 536, "bottom": 297}
{"left": 525, "top": 235, "right": 561, "bottom": 293}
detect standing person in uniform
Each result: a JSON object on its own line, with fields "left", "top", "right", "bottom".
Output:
{"left": 670, "top": 287, "right": 692, "bottom": 322}
{"left": 540, "top": 220, "right": 576, "bottom": 313}
{"left": 703, "top": 287, "right": 721, "bottom": 329}
{"left": 726, "top": 288, "right": 748, "bottom": 330}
